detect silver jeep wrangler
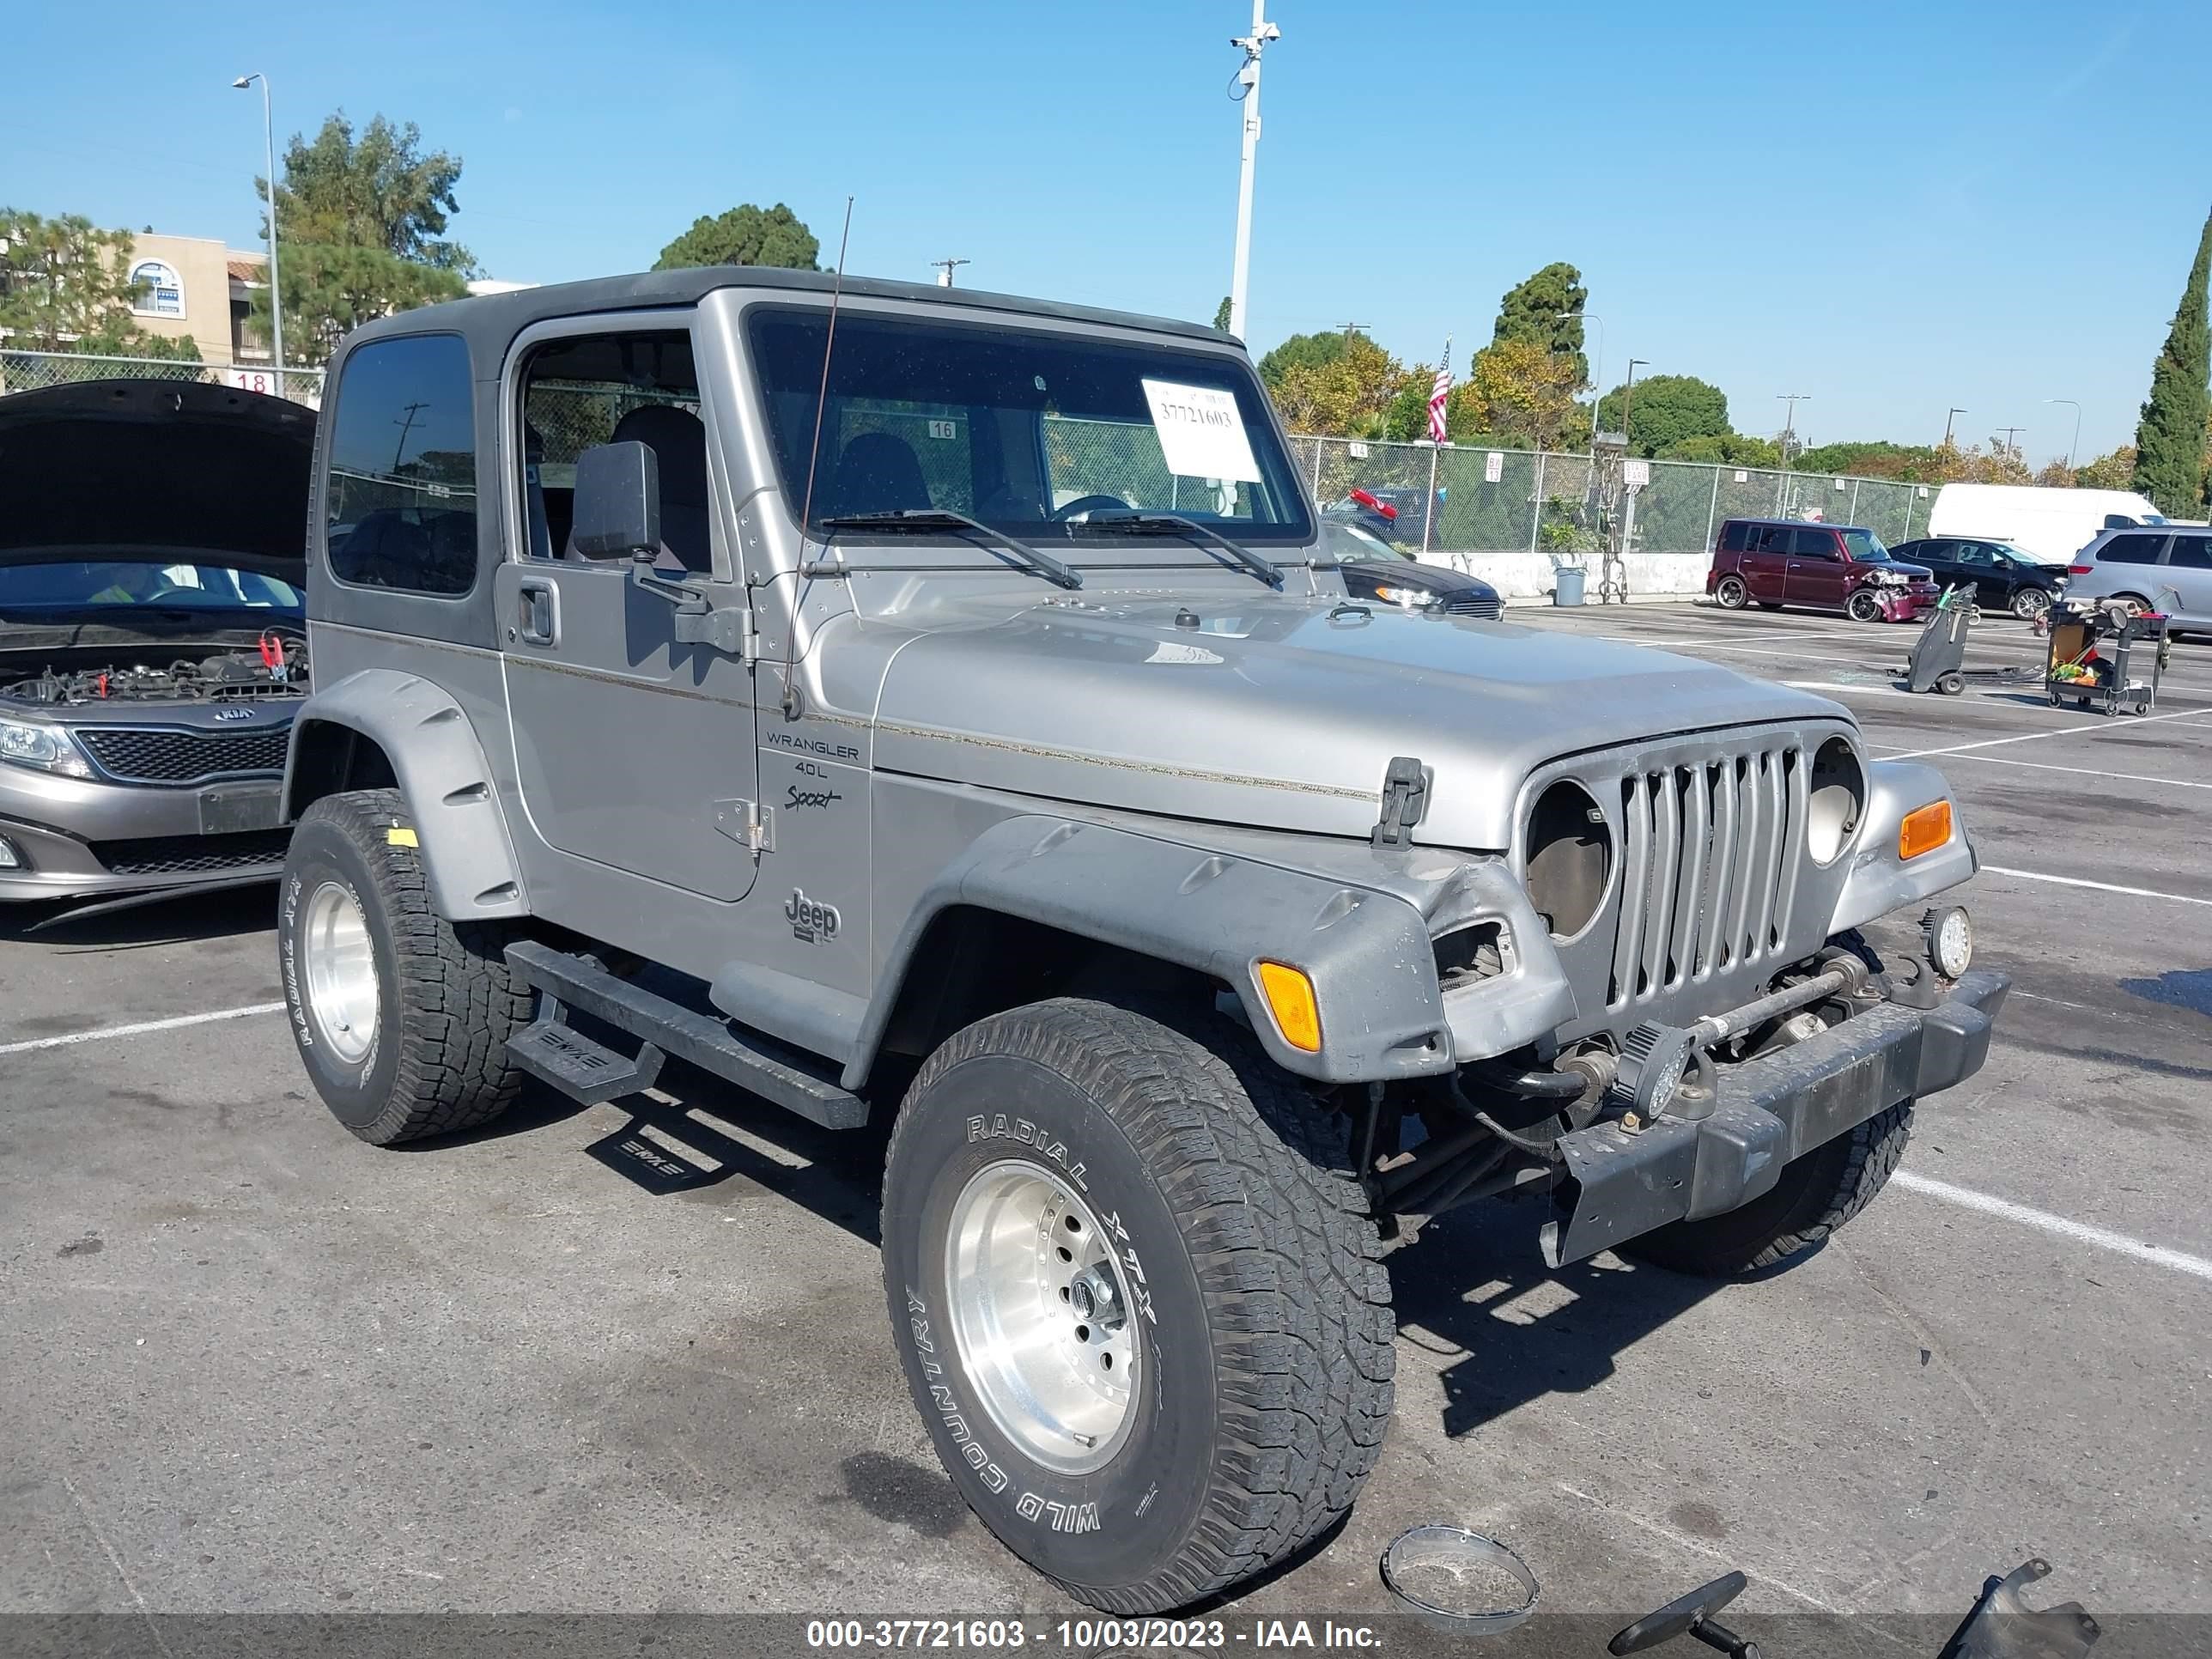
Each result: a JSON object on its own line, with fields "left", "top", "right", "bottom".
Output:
{"left": 277, "top": 269, "right": 2004, "bottom": 1613}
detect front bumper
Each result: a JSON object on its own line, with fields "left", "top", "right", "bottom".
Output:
{"left": 1540, "top": 968, "right": 2009, "bottom": 1267}
{"left": 0, "top": 765, "right": 289, "bottom": 903}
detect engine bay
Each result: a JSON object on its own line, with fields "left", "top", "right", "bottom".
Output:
{"left": 2, "top": 636, "right": 309, "bottom": 707}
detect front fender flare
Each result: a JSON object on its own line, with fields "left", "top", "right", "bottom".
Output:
{"left": 848, "top": 815, "right": 1471, "bottom": 1088}
{"left": 283, "top": 668, "right": 528, "bottom": 921}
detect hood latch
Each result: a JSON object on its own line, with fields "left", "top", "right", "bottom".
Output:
{"left": 1371, "top": 756, "right": 1431, "bottom": 848}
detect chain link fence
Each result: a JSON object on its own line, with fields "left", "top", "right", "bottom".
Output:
{"left": 0, "top": 349, "right": 325, "bottom": 406}
{"left": 1289, "top": 434, "right": 1933, "bottom": 556}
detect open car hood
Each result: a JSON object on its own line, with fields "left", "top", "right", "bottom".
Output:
{"left": 0, "top": 378, "right": 313, "bottom": 580}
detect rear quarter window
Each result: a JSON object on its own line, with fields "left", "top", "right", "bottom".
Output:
{"left": 2094, "top": 532, "right": 2166, "bottom": 566}
{"left": 2168, "top": 534, "right": 2212, "bottom": 570}
{"left": 1717, "top": 521, "right": 1750, "bottom": 553}
{"left": 325, "top": 333, "right": 479, "bottom": 596}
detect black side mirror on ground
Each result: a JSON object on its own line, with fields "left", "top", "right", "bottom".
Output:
{"left": 569, "top": 441, "right": 661, "bottom": 561}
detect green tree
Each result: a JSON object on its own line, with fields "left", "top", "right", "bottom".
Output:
{"left": 1212, "top": 295, "right": 1233, "bottom": 331}
{"left": 655, "top": 203, "right": 819, "bottom": 271}
{"left": 1492, "top": 262, "right": 1588, "bottom": 381}
{"left": 1668, "top": 433, "right": 1783, "bottom": 467}
{"left": 1789, "top": 439, "right": 1940, "bottom": 479}
{"left": 2131, "top": 206, "right": 2212, "bottom": 514}
{"left": 1453, "top": 338, "right": 1589, "bottom": 451}
{"left": 1268, "top": 335, "right": 1408, "bottom": 436}
{"left": 2074, "top": 446, "right": 2136, "bottom": 490}
{"left": 252, "top": 112, "right": 474, "bottom": 367}
{"left": 1255, "top": 329, "right": 1350, "bottom": 392}
{"left": 0, "top": 210, "right": 203, "bottom": 359}
{"left": 1596, "top": 374, "right": 1729, "bottom": 458}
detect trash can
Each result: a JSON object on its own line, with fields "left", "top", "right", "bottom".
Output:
{"left": 1553, "top": 566, "right": 1587, "bottom": 606}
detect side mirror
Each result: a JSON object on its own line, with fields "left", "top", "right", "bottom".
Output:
{"left": 570, "top": 441, "right": 660, "bottom": 562}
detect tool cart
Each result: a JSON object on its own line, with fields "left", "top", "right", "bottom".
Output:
{"left": 2044, "top": 597, "right": 2171, "bottom": 715}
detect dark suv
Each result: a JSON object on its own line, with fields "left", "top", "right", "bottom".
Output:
{"left": 1708, "top": 518, "right": 1936, "bottom": 623}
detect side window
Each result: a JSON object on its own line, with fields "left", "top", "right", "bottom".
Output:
{"left": 2097, "top": 532, "right": 2166, "bottom": 565}
{"left": 1790, "top": 528, "right": 1838, "bottom": 558}
{"left": 1718, "top": 521, "right": 1750, "bottom": 553}
{"left": 1750, "top": 526, "right": 1790, "bottom": 555}
{"left": 325, "top": 334, "right": 478, "bottom": 596}
{"left": 2168, "top": 534, "right": 2212, "bottom": 570}
{"left": 1957, "top": 544, "right": 1993, "bottom": 567}
{"left": 517, "top": 329, "right": 706, "bottom": 571}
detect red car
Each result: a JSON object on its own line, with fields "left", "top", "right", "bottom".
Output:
{"left": 1706, "top": 518, "right": 1938, "bottom": 623}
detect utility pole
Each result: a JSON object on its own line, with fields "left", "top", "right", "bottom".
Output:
{"left": 2044, "top": 398, "right": 2081, "bottom": 468}
{"left": 1777, "top": 393, "right": 1810, "bottom": 468}
{"left": 232, "top": 72, "right": 284, "bottom": 398}
{"left": 1335, "top": 319, "right": 1369, "bottom": 344}
{"left": 1996, "top": 426, "right": 2026, "bottom": 459}
{"left": 391, "top": 401, "right": 428, "bottom": 473}
{"left": 1558, "top": 309, "right": 1603, "bottom": 452}
{"left": 1225, "top": 1, "right": 1280, "bottom": 342}
{"left": 1620, "top": 359, "right": 1649, "bottom": 451}
{"left": 930, "top": 258, "right": 969, "bottom": 288}
{"left": 1943, "top": 407, "right": 1966, "bottom": 447}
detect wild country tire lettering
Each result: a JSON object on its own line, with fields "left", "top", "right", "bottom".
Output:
{"left": 907, "top": 1287, "right": 1102, "bottom": 1536}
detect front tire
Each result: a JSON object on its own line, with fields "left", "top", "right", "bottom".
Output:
{"left": 880, "top": 998, "right": 1394, "bottom": 1613}
{"left": 279, "top": 787, "right": 532, "bottom": 1146}
{"left": 1714, "top": 574, "right": 1749, "bottom": 610}
{"left": 2010, "top": 586, "right": 2051, "bottom": 621}
{"left": 1623, "top": 1101, "right": 1912, "bottom": 1277}
{"left": 1846, "top": 589, "right": 1883, "bottom": 623}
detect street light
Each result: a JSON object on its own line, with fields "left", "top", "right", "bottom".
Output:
{"left": 1224, "top": 2, "right": 1280, "bottom": 341}
{"left": 232, "top": 72, "right": 284, "bottom": 396}
{"left": 1942, "top": 407, "right": 1966, "bottom": 447}
{"left": 2045, "top": 398, "right": 2081, "bottom": 468}
{"left": 1621, "top": 358, "right": 1649, "bottom": 450}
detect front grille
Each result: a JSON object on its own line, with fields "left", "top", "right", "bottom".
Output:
{"left": 1440, "top": 592, "right": 1504, "bottom": 619}
{"left": 1608, "top": 743, "right": 1808, "bottom": 1010}
{"left": 91, "top": 829, "right": 291, "bottom": 877}
{"left": 75, "top": 725, "right": 289, "bottom": 786}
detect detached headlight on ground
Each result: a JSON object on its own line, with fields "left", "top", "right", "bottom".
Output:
{"left": 0, "top": 715, "right": 94, "bottom": 779}
{"left": 1924, "top": 904, "right": 1975, "bottom": 977}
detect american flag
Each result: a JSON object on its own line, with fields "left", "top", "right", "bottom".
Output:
{"left": 1427, "top": 339, "right": 1452, "bottom": 443}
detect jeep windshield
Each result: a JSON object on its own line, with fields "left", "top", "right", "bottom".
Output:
{"left": 0, "top": 561, "right": 304, "bottom": 621}
{"left": 748, "top": 307, "right": 1315, "bottom": 555}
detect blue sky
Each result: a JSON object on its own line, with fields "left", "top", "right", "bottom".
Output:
{"left": 6, "top": 1, "right": 2205, "bottom": 462}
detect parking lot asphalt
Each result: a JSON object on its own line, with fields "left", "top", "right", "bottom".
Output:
{"left": 3, "top": 597, "right": 2207, "bottom": 1630}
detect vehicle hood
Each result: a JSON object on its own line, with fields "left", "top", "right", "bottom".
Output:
{"left": 1342, "top": 557, "right": 1497, "bottom": 597}
{"left": 0, "top": 379, "right": 313, "bottom": 580}
{"left": 869, "top": 593, "right": 1848, "bottom": 849}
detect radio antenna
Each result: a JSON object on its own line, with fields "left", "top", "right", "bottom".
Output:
{"left": 796, "top": 195, "right": 854, "bottom": 547}
{"left": 781, "top": 195, "right": 854, "bottom": 720}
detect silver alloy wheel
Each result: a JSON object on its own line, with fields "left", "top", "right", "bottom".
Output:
{"left": 2013, "top": 586, "right": 2051, "bottom": 619}
{"left": 301, "top": 879, "right": 380, "bottom": 1065}
{"left": 945, "top": 1158, "right": 1141, "bottom": 1475}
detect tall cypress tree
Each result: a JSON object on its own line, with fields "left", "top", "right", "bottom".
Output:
{"left": 2131, "top": 207, "right": 2212, "bottom": 514}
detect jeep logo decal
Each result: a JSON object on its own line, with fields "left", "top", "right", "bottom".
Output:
{"left": 786, "top": 889, "right": 841, "bottom": 944}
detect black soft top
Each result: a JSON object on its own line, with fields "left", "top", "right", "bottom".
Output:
{"left": 344, "top": 266, "right": 1236, "bottom": 360}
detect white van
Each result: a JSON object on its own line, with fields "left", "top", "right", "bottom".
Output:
{"left": 1926, "top": 483, "right": 2166, "bottom": 566}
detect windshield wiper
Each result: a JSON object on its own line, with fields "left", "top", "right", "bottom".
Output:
{"left": 815, "top": 508, "right": 1082, "bottom": 591}
{"left": 1074, "top": 510, "right": 1285, "bottom": 590}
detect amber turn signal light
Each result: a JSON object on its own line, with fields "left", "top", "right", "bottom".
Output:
{"left": 1899, "top": 800, "right": 1954, "bottom": 860}
{"left": 1255, "top": 961, "right": 1322, "bottom": 1053}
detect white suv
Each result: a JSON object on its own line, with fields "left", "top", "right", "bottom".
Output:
{"left": 2066, "top": 526, "right": 2211, "bottom": 629}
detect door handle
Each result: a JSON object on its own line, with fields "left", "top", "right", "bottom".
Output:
{"left": 517, "top": 578, "right": 560, "bottom": 647}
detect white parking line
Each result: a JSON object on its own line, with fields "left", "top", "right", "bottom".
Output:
{"left": 1894, "top": 1171, "right": 2212, "bottom": 1283}
{"left": 1891, "top": 708, "right": 2212, "bottom": 759}
{"left": 0, "top": 1001, "right": 287, "bottom": 1057}
{"left": 1943, "top": 751, "right": 2212, "bottom": 791}
{"left": 1980, "top": 866, "right": 2212, "bottom": 907}
{"left": 1785, "top": 679, "right": 1919, "bottom": 699}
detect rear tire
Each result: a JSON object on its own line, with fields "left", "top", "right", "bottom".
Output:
{"left": 880, "top": 997, "right": 1394, "bottom": 1613}
{"left": 279, "top": 787, "right": 531, "bottom": 1146}
{"left": 1622, "top": 1101, "right": 1912, "bottom": 1277}
{"left": 1714, "top": 575, "right": 1749, "bottom": 610}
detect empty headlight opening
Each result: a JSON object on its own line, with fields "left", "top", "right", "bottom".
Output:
{"left": 1524, "top": 780, "right": 1612, "bottom": 940}
{"left": 1807, "top": 736, "right": 1865, "bottom": 866}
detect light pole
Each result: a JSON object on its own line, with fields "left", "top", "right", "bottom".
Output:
{"left": 1620, "top": 358, "right": 1649, "bottom": 451}
{"left": 232, "top": 72, "right": 284, "bottom": 397}
{"left": 1224, "top": 2, "right": 1279, "bottom": 342}
{"left": 1942, "top": 407, "right": 1966, "bottom": 447}
{"left": 2045, "top": 398, "right": 2081, "bottom": 469}
{"left": 1558, "top": 310, "right": 1603, "bottom": 449}
{"left": 1776, "top": 393, "right": 1809, "bottom": 468}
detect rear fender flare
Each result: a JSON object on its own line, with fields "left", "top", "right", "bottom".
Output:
{"left": 282, "top": 668, "right": 527, "bottom": 920}
{"left": 848, "top": 815, "right": 1460, "bottom": 1088}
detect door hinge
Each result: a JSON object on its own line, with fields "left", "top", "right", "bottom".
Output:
{"left": 713, "top": 799, "right": 775, "bottom": 854}
{"left": 1371, "top": 756, "right": 1430, "bottom": 848}
{"left": 738, "top": 607, "right": 762, "bottom": 665}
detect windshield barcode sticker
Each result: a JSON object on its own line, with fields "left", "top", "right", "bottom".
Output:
{"left": 1140, "top": 380, "right": 1262, "bottom": 484}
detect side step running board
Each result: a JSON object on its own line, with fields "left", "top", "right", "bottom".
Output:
{"left": 502, "top": 939, "right": 868, "bottom": 1130}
